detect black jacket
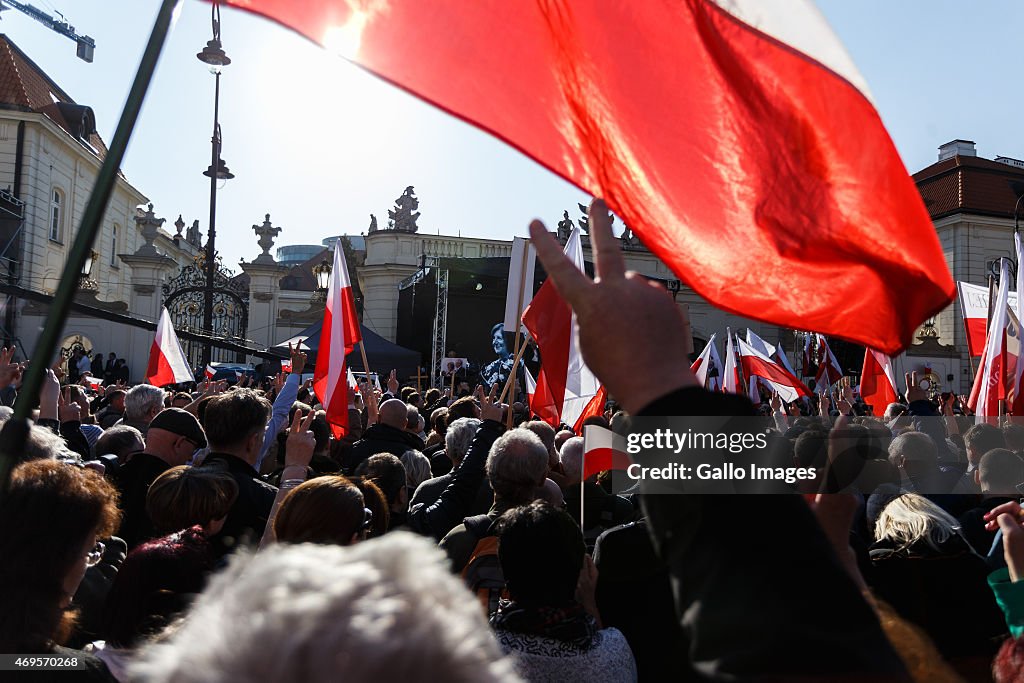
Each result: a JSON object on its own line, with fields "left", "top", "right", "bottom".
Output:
{"left": 343, "top": 423, "right": 425, "bottom": 474}
{"left": 408, "top": 419, "right": 504, "bottom": 541}
{"left": 638, "top": 387, "right": 908, "bottom": 680}
{"left": 112, "top": 452, "right": 171, "bottom": 549}
{"left": 198, "top": 453, "right": 277, "bottom": 550}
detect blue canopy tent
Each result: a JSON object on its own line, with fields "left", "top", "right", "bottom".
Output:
{"left": 271, "top": 322, "right": 421, "bottom": 381}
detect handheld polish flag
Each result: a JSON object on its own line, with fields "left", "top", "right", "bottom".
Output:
{"left": 313, "top": 242, "right": 363, "bottom": 438}
{"left": 1014, "top": 233, "right": 1024, "bottom": 416}
{"left": 970, "top": 258, "right": 1011, "bottom": 424}
{"left": 503, "top": 237, "right": 536, "bottom": 333}
{"left": 225, "top": 0, "right": 954, "bottom": 354}
{"left": 204, "top": 364, "right": 215, "bottom": 380}
{"left": 146, "top": 307, "right": 193, "bottom": 387}
{"left": 582, "top": 425, "right": 632, "bottom": 481}
{"left": 722, "top": 329, "right": 742, "bottom": 395}
{"left": 347, "top": 367, "right": 360, "bottom": 393}
{"left": 690, "top": 333, "right": 723, "bottom": 392}
{"left": 860, "top": 349, "right": 898, "bottom": 415}
{"left": 736, "top": 337, "right": 810, "bottom": 404}
{"left": 745, "top": 329, "right": 780, "bottom": 403}
{"left": 82, "top": 376, "right": 103, "bottom": 391}
{"left": 814, "top": 335, "right": 843, "bottom": 395}
{"left": 522, "top": 226, "right": 606, "bottom": 431}
{"left": 281, "top": 357, "right": 292, "bottom": 373}
{"left": 957, "top": 281, "right": 1021, "bottom": 358}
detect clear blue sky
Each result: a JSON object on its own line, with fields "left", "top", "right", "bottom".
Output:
{"left": 1, "top": 0, "right": 1020, "bottom": 268}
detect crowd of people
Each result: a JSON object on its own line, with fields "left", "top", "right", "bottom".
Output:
{"left": 2, "top": 201, "right": 1024, "bottom": 681}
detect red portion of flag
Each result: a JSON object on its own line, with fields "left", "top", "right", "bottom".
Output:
{"left": 225, "top": 0, "right": 953, "bottom": 354}
{"left": 860, "top": 350, "right": 898, "bottom": 415}
{"left": 313, "top": 244, "right": 361, "bottom": 438}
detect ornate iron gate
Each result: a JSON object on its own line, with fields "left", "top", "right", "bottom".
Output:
{"left": 162, "top": 253, "right": 249, "bottom": 369}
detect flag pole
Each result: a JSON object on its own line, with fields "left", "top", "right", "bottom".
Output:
{"left": 498, "top": 335, "right": 531, "bottom": 403}
{"left": 358, "top": 341, "right": 372, "bottom": 389}
{"left": 0, "top": 0, "right": 179, "bottom": 498}
{"left": 450, "top": 365, "right": 457, "bottom": 397}
{"left": 503, "top": 246, "right": 530, "bottom": 427}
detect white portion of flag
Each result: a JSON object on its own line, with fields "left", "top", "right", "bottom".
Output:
{"left": 153, "top": 306, "right": 193, "bottom": 384}
{"left": 503, "top": 237, "right": 536, "bottom": 332}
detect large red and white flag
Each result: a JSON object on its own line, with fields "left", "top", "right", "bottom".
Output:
{"left": 690, "top": 333, "right": 723, "bottom": 392}
{"left": 523, "top": 227, "right": 606, "bottom": 431}
{"left": 736, "top": 338, "right": 810, "bottom": 404}
{"left": 958, "top": 281, "right": 1020, "bottom": 358}
{"left": 313, "top": 243, "right": 362, "bottom": 437}
{"left": 145, "top": 307, "right": 193, "bottom": 387}
{"left": 970, "top": 259, "right": 1011, "bottom": 424}
{"left": 582, "top": 425, "right": 632, "bottom": 481}
{"left": 225, "top": 0, "right": 954, "bottom": 354}
{"left": 814, "top": 335, "right": 843, "bottom": 395}
{"left": 860, "top": 349, "right": 898, "bottom": 415}
{"left": 1014, "top": 233, "right": 1024, "bottom": 416}
{"left": 722, "top": 329, "right": 743, "bottom": 395}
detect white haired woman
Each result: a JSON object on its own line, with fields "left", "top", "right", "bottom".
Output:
{"left": 869, "top": 492, "right": 1006, "bottom": 678}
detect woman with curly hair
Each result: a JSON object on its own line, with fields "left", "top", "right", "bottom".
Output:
{"left": 0, "top": 459, "right": 120, "bottom": 680}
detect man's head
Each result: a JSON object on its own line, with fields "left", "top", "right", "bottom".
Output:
{"left": 405, "top": 405, "right": 423, "bottom": 434}
{"left": 554, "top": 429, "right": 574, "bottom": 454}
{"left": 107, "top": 389, "right": 127, "bottom": 413}
{"left": 145, "top": 408, "right": 208, "bottom": 467}
{"left": 883, "top": 403, "right": 908, "bottom": 421}
{"left": 520, "top": 421, "right": 556, "bottom": 468}
{"left": 558, "top": 437, "right": 585, "bottom": 486}
{"left": 430, "top": 408, "right": 448, "bottom": 437}
{"left": 202, "top": 390, "right": 270, "bottom": 463}
{"left": 378, "top": 399, "right": 409, "bottom": 430}
{"left": 125, "top": 384, "right": 166, "bottom": 425}
{"left": 965, "top": 423, "right": 1006, "bottom": 466}
{"left": 145, "top": 465, "right": 238, "bottom": 536}
{"left": 496, "top": 501, "right": 585, "bottom": 607}
{"left": 171, "top": 392, "right": 193, "bottom": 409}
{"left": 94, "top": 425, "right": 145, "bottom": 464}
{"left": 976, "top": 448, "right": 1024, "bottom": 495}
{"left": 888, "top": 431, "right": 938, "bottom": 483}
{"left": 407, "top": 392, "right": 422, "bottom": 408}
{"left": 446, "top": 396, "right": 480, "bottom": 425}
{"left": 486, "top": 428, "right": 549, "bottom": 506}
{"left": 444, "top": 418, "right": 481, "bottom": 467}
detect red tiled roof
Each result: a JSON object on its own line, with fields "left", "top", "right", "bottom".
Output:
{"left": 914, "top": 154, "right": 1024, "bottom": 221}
{"left": 0, "top": 34, "right": 108, "bottom": 158}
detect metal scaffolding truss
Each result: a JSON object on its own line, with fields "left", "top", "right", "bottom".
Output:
{"left": 430, "top": 262, "right": 449, "bottom": 389}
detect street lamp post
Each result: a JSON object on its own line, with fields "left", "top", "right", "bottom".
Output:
{"left": 197, "top": 0, "right": 234, "bottom": 369}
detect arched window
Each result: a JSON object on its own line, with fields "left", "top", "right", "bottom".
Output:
{"left": 49, "top": 188, "right": 64, "bottom": 242}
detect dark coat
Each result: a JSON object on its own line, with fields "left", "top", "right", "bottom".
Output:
{"left": 112, "top": 452, "right": 171, "bottom": 549}
{"left": 198, "top": 453, "right": 277, "bottom": 550}
{"left": 343, "top": 423, "right": 424, "bottom": 474}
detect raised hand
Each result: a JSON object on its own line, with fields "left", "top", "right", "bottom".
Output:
{"left": 769, "top": 391, "right": 782, "bottom": 412}
{"left": 387, "top": 369, "right": 399, "bottom": 395}
{"left": 530, "top": 198, "right": 695, "bottom": 414}
{"left": 0, "top": 346, "right": 21, "bottom": 388}
{"left": 284, "top": 409, "right": 317, "bottom": 470}
{"left": 51, "top": 356, "right": 65, "bottom": 383}
{"left": 288, "top": 342, "right": 307, "bottom": 377}
{"left": 38, "top": 368, "right": 60, "bottom": 421}
{"left": 479, "top": 383, "right": 506, "bottom": 423}
{"left": 904, "top": 371, "right": 927, "bottom": 403}
{"left": 57, "top": 391, "right": 81, "bottom": 423}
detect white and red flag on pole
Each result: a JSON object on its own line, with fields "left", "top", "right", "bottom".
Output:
{"left": 523, "top": 363, "right": 560, "bottom": 426}
{"left": 1014, "top": 233, "right": 1024, "bottom": 416}
{"left": 281, "top": 358, "right": 292, "bottom": 373}
{"left": 736, "top": 338, "right": 810, "bottom": 404}
{"left": 146, "top": 307, "right": 193, "bottom": 387}
{"left": 722, "top": 329, "right": 743, "bottom": 395}
{"left": 690, "top": 333, "right": 723, "bottom": 392}
{"left": 313, "top": 242, "right": 363, "bottom": 438}
{"left": 347, "top": 367, "right": 359, "bottom": 393}
{"left": 860, "top": 349, "right": 898, "bottom": 415}
{"left": 522, "top": 227, "right": 606, "bottom": 431}
{"left": 814, "top": 335, "right": 844, "bottom": 395}
{"left": 204, "top": 364, "right": 215, "bottom": 380}
{"left": 224, "top": 0, "right": 954, "bottom": 354}
{"left": 582, "top": 425, "right": 632, "bottom": 481}
{"left": 970, "top": 258, "right": 1011, "bottom": 423}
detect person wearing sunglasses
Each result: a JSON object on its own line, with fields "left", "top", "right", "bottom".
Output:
{"left": 0, "top": 459, "right": 120, "bottom": 680}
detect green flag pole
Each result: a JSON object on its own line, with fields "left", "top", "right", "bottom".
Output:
{"left": 0, "top": 0, "right": 181, "bottom": 497}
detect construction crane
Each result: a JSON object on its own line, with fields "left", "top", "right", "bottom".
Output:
{"left": 0, "top": 0, "right": 94, "bottom": 62}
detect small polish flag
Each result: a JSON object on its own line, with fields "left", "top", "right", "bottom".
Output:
{"left": 146, "top": 307, "right": 194, "bottom": 387}
{"left": 82, "top": 376, "right": 103, "bottom": 391}
{"left": 736, "top": 337, "right": 810, "bottom": 404}
{"left": 204, "top": 364, "right": 215, "bottom": 380}
{"left": 235, "top": 371, "right": 243, "bottom": 380}
{"left": 347, "top": 367, "right": 359, "bottom": 392}
{"left": 281, "top": 358, "right": 292, "bottom": 373}
{"left": 860, "top": 349, "right": 898, "bottom": 415}
{"left": 582, "top": 425, "right": 632, "bottom": 481}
